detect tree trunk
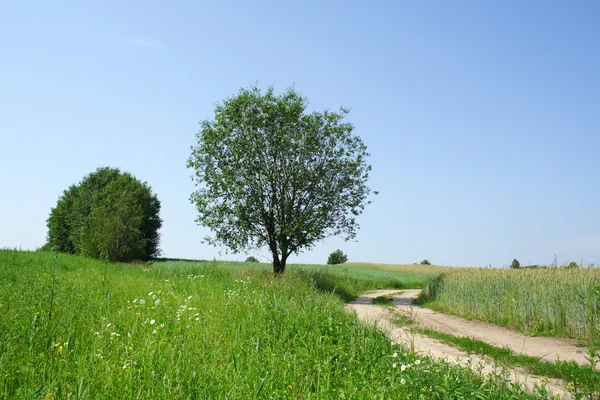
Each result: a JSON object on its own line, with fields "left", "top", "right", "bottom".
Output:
{"left": 280, "top": 254, "right": 288, "bottom": 275}
{"left": 272, "top": 254, "right": 288, "bottom": 276}
{"left": 271, "top": 242, "right": 288, "bottom": 276}
{"left": 273, "top": 256, "right": 284, "bottom": 276}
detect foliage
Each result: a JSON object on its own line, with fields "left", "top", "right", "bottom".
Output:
{"left": 187, "top": 85, "right": 374, "bottom": 275}
{"left": 245, "top": 256, "right": 259, "bottom": 263}
{"left": 567, "top": 261, "right": 579, "bottom": 269}
{"left": 0, "top": 250, "right": 548, "bottom": 399}
{"left": 420, "top": 267, "right": 600, "bottom": 340}
{"left": 37, "top": 242, "right": 52, "bottom": 252}
{"left": 46, "top": 167, "right": 162, "bottom": 261}
{"left": 510, "top": 259, "right": 521, "bottom": 269}
{"left": 327, "top": 249, "right": 348, "bottom": 265}
{"left": 420, "top": 259, "right": 431, "bottom": 265}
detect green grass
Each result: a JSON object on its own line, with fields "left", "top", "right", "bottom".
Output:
{"left": 372, "top": 294, "right": 396, "bottom": 306}
{"left": 0, "top": 250, "right": 550, "bottom": 399}
{"left": 416, "top": 328, "right": 600, "bottom": 399}
{"left": 418, "top": 268, "right": 600, "bottom": 341}
{"left": 159, "top": 260, "right": 443, "bottom": 303}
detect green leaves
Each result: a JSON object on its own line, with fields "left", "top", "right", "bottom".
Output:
{"left": 46, "top": 167, "right": 162, "bottom": 262}
{"left": 327, "top": 250, "right": 348, "bottom": 265}
{"left": 188, "top": 85, "right": 374, "bottom": 273}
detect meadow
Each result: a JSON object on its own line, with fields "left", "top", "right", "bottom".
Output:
{"left": 201, "top": 260, "right": 447, "bottom": 302}
{"left": 0, "top": 250, "right": 547, "bottom": 399}
{"left": 418, "top": 267, "right": 600, "bottom": 341}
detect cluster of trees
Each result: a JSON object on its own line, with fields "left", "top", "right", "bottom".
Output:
{"left": 45, "top": 167, "right": 162, "bottom": 262}
{"left": 46, "top": 85, "right": 374, "bottom": 273}
{"left": 412, "top": 260, "right": 431, "bottom": 265}
{"left": 510, "top": 259, "right": 580, "bottom": 269}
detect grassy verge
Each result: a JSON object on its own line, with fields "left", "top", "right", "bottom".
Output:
{"left": 373, "top": 294, "right": 397, "bottom": 306}
{"left": 0, "top": 250, "right": 548, "bottom": 399}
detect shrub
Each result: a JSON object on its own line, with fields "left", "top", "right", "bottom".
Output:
{"left": 245, "top": 256, "right": 259, "bottom": 263}
{"left": 510, "top": 259, "right": 521, "bottom": 269}
{"left": 567, "top": 261, "right": 579, "bottom": 269}
{"left": 46, "top": 167, "right": 162, "bottom": 262}
{"left": 37, "top": 242, "right": 53, "bottom": 252}
{"left": 327, "top": 249, "right": 348, "bottom": 265}
{"left": 420, "top": 259, "right": 431, "bottom": 265}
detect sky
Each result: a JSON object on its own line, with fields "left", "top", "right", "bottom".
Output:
{"left": 1, "top": 1, "right": 599, "bottom": 267}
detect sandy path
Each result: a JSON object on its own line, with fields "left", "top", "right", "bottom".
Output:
{"left": 391, "top": 290, "right": 589, "bottom": 366}
{"left": 346, "top": 289, "right": 575, "bottom": 399}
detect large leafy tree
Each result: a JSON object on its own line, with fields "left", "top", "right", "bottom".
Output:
{"left": 46, "top": 167, "right": 162, "bottom": 261}
{"left": 187, "top": 86, "right": 374, "bottom": 275}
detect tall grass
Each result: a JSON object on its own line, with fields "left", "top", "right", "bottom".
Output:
{"left": 160, "top": 260, "right": 443, "bottom": 302}
{"left": 420, "top": 267, "right": 600, "bottom": 340}
{"left": 0, "top": 250, "right": 546, "bottom": 399}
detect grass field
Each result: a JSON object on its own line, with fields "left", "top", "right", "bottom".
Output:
{"left": 418, "top": 267, "right": 600, "bottom": 341}
{"left": 218, "top": 260, "right": 445, "bottom": 302}
{"left": 0, "top": 250, "right": 548, "bottom": 399}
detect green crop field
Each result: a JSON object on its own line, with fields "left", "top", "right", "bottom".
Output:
{"left": 0, "top": 250, "right": 548, "bottom": 399}
{"left": 419, "top": 267, "right": 600, "bottom": 341}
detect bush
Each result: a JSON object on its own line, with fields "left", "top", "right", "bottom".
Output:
{"left": 245, "top": 256, "right": 259, "bottom": 263}
{"left": 567, "top": 261, "right": 579, "bottom": 269}
{"left": 510, "top": 259, "right": 520, "bottom": 269}
{"left": 46, "top": 167, "right": 162, "bottom": 262}
{"left": 327, "top": 249, "right": 348, "bottom": 265}
{"left": 420, "top": 259, "right": 431, "bottom": 265}
{"left": 37, "top": 242, "right": 53, "bottom": 252}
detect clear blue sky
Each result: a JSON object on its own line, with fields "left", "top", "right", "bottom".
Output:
{"left": 1, "top": 1, "right": 599, "bottom": 267}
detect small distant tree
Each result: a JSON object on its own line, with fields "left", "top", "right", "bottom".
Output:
{"left": 510, "top": 259, "right": 520, "bottom": 269}
{"left": 420, "top": 259, "right": 431, "bottom": 265}
{"left": 245, "top": 256, "right": 260, "bottom": 263}
{"left": 567, "top": 261, "right": 579, "bottom": 269}
{"left": 327, "top": 249, "right": 348, "bottom": 265}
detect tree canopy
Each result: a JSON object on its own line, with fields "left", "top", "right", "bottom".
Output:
{"left": 187, "top": 85, "right": 374, "bottom": 274}
{"left": 46, "top": 167, "right": 162, "bottom": 261}
{"left": 327, "top": 249, "right": 348, "bottom": 265}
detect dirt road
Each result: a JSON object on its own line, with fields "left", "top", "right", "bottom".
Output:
{"left": 346, "top": 289, "right": 588, "bottom": 399}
